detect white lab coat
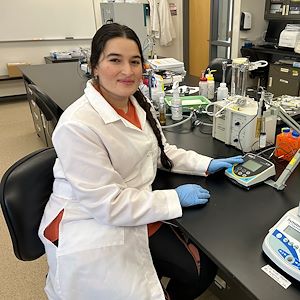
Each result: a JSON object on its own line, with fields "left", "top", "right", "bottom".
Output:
{"left": 158, "top": 0, "right": 176, "bottom": 46}
{"left": 148, "top": 0, "right": 160, "bottom": 39}
{"left": 38, "top": 80, "right": 212, "bottom": 300}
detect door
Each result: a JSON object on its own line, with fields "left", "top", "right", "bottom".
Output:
{"left": 188, "top": 0, "right": 211, "bottom": 77}
{"left": 187, "top": 0, "right": 233, "bottom": 78}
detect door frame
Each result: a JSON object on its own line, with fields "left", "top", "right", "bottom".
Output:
{"left": 183, "top": 0, "right": 234, "bottom": 76}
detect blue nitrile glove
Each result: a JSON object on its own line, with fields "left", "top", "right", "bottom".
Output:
{"left": 175, "top": 184, "right": 210, "bottom": 207}
{"left": 207, "top": 155, "right": 244, "bottom": 174}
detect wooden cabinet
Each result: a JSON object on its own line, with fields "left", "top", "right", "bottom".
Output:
{"left": 265, "top": 0, "right": 300, "bottom": 20}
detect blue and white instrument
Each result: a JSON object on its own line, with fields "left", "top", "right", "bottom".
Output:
{"left": 225, "top": 153, "right": 276, "bottom": 188}
{"left": 263, "top": 207, "right": 300, "bottom": 281}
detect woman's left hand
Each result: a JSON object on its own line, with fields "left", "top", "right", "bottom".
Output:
{"left": 207, "top": 155, "right": 244, "bottom": 174}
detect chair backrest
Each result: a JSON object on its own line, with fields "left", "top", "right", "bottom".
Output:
{"left": 0, "top": 148, "right": 56, "bottom": 261}
{"left": 206, "top": 58, "right": 232, "bottom": 84}
{"left": 27, "top": 84, "right": 62, "bottom": 122}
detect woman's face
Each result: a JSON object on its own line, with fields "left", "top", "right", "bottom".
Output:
{"left": 93, "top": 37, "right": 143, "bottom": 105}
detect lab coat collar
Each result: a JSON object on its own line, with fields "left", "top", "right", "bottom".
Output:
{"left": 84, "top": 80, "right": 147, "bottom": 129}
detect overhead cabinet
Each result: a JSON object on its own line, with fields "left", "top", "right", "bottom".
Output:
{"left": 265, "top": 0, "right": 300, "bottom": 20}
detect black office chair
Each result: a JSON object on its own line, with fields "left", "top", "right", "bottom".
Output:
{"left": 27, "top": 84, "right": 62, "bottom": 147}
{"left": 206, "top": 58, "right": 232, "bottom": 86}
{"left": 0, "top": 147, "right": 56, "bottom": 261}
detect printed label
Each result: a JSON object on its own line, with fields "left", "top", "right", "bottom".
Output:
{"left": 261, "top": 265, "right": 291, "bottom": 289}
{"left": 279, "top": 79, "right": 288, "bottom": 84}
{"left": 280, "top": 68, "right": 289, "bottom": 73}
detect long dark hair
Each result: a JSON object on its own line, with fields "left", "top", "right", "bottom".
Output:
{"left": 90, "top": 23, "right": 173, "bottom": 170}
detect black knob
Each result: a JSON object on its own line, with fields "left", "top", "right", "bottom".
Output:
{"left": 234, "top": 138, "right": 238, "bottom": 143}
{"left": 235, "top": 122, "right": 240, "bottom": 126}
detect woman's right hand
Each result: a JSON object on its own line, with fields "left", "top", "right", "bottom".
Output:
{"left": 175, "top": 184, "right": 210, "bottom": 207}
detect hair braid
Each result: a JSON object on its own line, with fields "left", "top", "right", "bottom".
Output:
{"left": 134, "top": 89, "right": 173, "bottom": 171}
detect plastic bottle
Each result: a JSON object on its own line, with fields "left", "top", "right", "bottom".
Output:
{"left": 259, "top": 133, "right": 267, "bottom": 149}
{"left": 289, "top": 130, "right": 300, "bottom": 160}
{"left": 159, "top": 92, "right": 166, "bottom": 126}
{"left": 151, "top": 74, "right": 164, "bottom": 111}
{"left": 199, "top": 71, "right": 208, "bottom": 98}
{"left": 171, "top": 82, "right": 183, "bottom": 121}
{"left": 206, "top": 70, "right": 215, "bottom": 100}
{"left": 275, "top": 127, "right": 291, "bottom": 160}
{"left": 216, "top": 82, "right": 229, "bottom": 101}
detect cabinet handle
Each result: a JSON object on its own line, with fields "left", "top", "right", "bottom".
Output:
{"left": 41, "top": 113, "right": 46, "bottom": 128}
{"left": 286, "top": 4, "right": 289, "bottom": 16}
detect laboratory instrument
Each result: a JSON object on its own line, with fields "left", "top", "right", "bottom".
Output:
{"left": 100, "top": 2, "right": 149, "bottom": 47}
{"left": 262, "top": 206, "right": 300, "bottom": 281}
{"left": 212, "top": 58, "right": 271, "bottom": 152}
{"left": 231, "top": 58, "right": 249, "bottom": 97}
{"left": 225, "top": 153, "right": 276, "bottom": 188}
{"left": 279, "top": 24, "right": 300, "bottom": 49}
{"left": 212, "top": 97, "right": 277, "bottom": 152}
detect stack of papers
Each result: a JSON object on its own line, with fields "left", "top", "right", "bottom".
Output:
{"left": 147, "top": 58, "right": 186, "bottom": 86}
{"left": 147, "top": 58, "right": 185, "bottom": 73}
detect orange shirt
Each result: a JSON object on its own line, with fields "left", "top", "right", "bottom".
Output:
{"left": 44, "top": 98, "right": 161, "bottom": 242}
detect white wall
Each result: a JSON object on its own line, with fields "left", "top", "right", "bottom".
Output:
{"left": 0, "top": 0, "right": 183, "bottom": 97}
{"left": 231, "top": 0, "right": 267, "bottom": 58}
{"left": 0, "top": 0, "right": 270, "bottom": 96}
{"left": 239, "top": 0, "right": 268, "bottom": 51}
{"left": 0, "top": 0, "right": 103, "bottom": 97}
{"left": 154, "top": 0, "right": 183, "bottom": 61}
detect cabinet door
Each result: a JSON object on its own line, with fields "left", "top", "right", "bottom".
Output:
{"left": 267, "top": 64, "right": 300, "bottom": 97}
{"left": 24, "top": 80, "right": 48, "bottom": 146}
{"left": 286, "top": 0, "right": 300, "bottom": 17}
{"left": 265, "top": 0, "right": 286, "bottom": 19}
{"left": 265, "top": 0, "right": 300, "bottom": 19}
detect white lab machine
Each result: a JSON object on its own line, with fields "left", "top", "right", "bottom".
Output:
{"left": 212, "top": 98, "right": 277, "bottom": 152}
{"left": 225, "top": 153, "right": 276, "bottom": 189}
{"left": 100, "top": 2, "right": 149, "bottom": 46}
{"left": 279, "top": 24, "right": 300, "bottom": 49}
{"left": 212, "top": 58, "right": 274, "bottom": 152}
{"left": 263, "top": 206, "right": 300, "bottom": 281}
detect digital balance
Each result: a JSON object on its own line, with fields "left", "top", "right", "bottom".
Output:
{"left": 263, "top": 207, "right": 300, "bottom": 281}
{"left": 225, "top": 153, "right": 276, "bottom": 189}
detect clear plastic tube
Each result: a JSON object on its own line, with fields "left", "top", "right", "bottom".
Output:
{"left": 161, "top": 112, "right": 194, "bottom": 129}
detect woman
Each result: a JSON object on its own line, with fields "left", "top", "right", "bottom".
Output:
{"left": 39, "top": 23, "right": 243, "bottom": 300}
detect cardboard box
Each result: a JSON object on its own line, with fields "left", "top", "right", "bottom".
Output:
{"left": 7, "top": 62, "right": 30, "bottom": 77}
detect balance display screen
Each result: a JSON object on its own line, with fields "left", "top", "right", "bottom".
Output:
{"left": 284, "top": 225, "right": 300, "bottom": 242}
{"left": 242, "top": 160, "right": 262, "bottom": 172}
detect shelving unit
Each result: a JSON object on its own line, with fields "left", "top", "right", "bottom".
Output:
{"left": 265, "top": 0, "right": 300, "bottom": 20}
